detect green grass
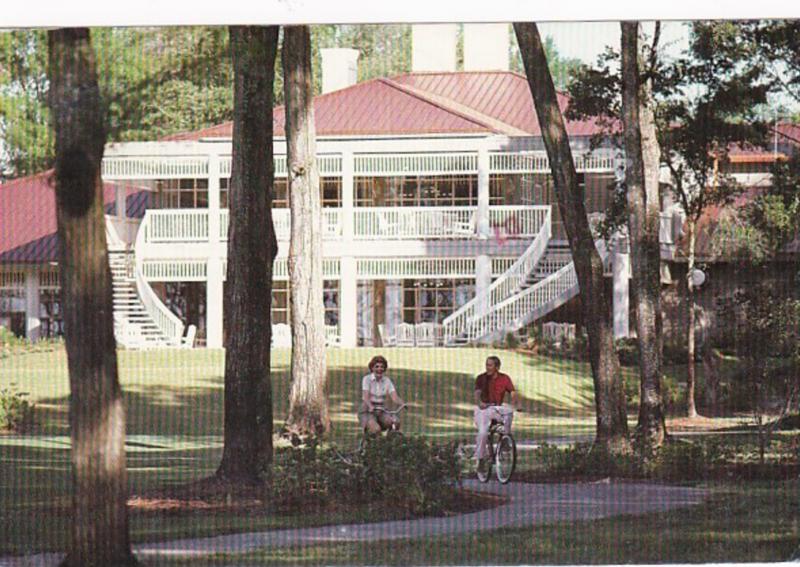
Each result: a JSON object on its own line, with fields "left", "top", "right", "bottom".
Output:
{"left": 0, "top": 346, "right": 599, "bottom": 554}
{"left": 158, "top": 479, "right": 800, "bottom": 566}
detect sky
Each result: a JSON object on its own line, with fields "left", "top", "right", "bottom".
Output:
{"left": 538, "top": 21, "right": 691, "bottom": 65}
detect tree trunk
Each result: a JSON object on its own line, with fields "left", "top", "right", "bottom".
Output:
{"left": 47, "top": 28, "right": 138, "bottom": 567}
{"left": 620, "top": 22, "right": 667, "bottom": 449}
{"left": 283, "top": 26, "right": 331, "bottom": 439}
{"left": 686, "top": 219, "right": 699, "bottom": 418}
{"left": 514, "top": 22, "right": 631, "bottom": 455}
{"left": 216, "top": 26, "right": 280, "bottom": 483}
{"left": 372, "top": 178, "right": 387, "bottom": 347}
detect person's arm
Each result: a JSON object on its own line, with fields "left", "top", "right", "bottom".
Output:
{"left": 362, "top": 376, "right": 374, "bottom": 412}
{"left": 390, "top": 390, "right": 404, "bottom": 407}
{"left": 475, "top": 388, "right": 488, "bottom": 409}
{"left": 510, "top": 389, "right": 520, "bottom": 411}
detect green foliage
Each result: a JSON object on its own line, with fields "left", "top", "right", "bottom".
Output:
{"left": 510, "top": 33, "right": 582, "bottom": 90}
{"left": 0, "top": 384, "right": 35, "bottom": 433}
{"left": 268, "top": 435, "right": 463, "bottom": 515}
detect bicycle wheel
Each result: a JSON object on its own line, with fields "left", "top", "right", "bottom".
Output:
{"left": 495, "top": 434, "right": 516, "bottom": 484}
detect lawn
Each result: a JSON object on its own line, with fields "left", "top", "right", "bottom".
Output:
{"left": 0, "top": 346, "right": 601, "bottom": 554}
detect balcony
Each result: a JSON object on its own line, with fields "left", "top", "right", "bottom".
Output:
{"left": 141, "top": 205, "right": 550, "bottom": 244}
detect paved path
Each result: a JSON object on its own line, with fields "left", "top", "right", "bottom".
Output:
{"left": 1, "top": 480, "right": 709, "bottom": 566}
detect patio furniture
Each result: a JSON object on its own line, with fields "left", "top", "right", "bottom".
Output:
{"left": 415, "top": 322, "right": 436, "bottom": 346}
{"left": 377, "top": 323, "right": 397, "bottom": 347}
{"left": 396, "top": 322, "right": 416, "bottom": 347}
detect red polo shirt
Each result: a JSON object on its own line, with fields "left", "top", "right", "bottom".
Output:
{"left": 475, "top": 372, "right": 515, "bottom": 405}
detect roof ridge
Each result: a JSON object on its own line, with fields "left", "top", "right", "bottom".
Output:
{"left": 382, "top": 77, "right": 529, "bottom": 136}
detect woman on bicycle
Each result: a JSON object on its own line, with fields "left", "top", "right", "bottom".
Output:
{"left": 359, "top": 355, "right": 405, "bottom": 434}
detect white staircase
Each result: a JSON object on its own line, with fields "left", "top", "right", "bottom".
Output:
{"left": 109, "top": 251, "right": 178, "bottom": 348}
{"left": 105, "top": 215, "right": 186, "bottom": 349}
{"left": 443, "top": 208, "right": 607, "bottom": 345}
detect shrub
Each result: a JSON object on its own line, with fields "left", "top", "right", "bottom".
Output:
{"left": 615, "top": 338, "right": 639, "bottom": 367}
{"left": 267, "top": 435, "right": 463, "bottom": 515}
{"left": 0, "top": 385, "right": 36, "bottom": 433}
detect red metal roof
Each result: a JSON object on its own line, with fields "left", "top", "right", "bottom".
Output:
{"left": 163, "top": 71, "right": 605, "bottom": 141}
{"left": 0, "top": 171, "right": 148, "bottom": 263}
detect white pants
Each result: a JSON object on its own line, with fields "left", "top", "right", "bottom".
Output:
{"left": 473, "top": 405, "right": 514, "bottom": 460}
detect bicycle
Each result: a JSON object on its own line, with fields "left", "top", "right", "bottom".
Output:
{"left": 357, "top": 403, "right": 406, "bottom": 452}
{"left": 476, "top": 418, "right": 517, "bottom": 484}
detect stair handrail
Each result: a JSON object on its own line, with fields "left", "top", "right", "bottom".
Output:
{"left": 464, "top": 239, "right": 610, "bottom": 343}
{"left": 133, "top": 211, "right": 185, "bottom": 346}
{"left": 442, "top": 208, "right": 551, "bottom": 344}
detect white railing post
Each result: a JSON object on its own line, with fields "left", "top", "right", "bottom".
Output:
{"left": 477, "top": 145, "right": 491, "bottom": 239}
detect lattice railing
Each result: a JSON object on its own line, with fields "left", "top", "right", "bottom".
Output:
{"left": 489, "top": 151, "right": 616, "bottom": 174}
{"left": 142, "top": 260, "right": 207, "bottom": 281}
{"left": 103, "top": 157, "right": 208, "bottom": 179}
{"left": 357, "top": 258, "right": 476, "bottom": 280}
{"left": 354, "top": 152, "right": 478, "bottom": 176}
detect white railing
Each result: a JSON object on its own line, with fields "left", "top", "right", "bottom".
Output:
{"left": 140, "top": 206, "right": 549, "bottom": 245}
{"left": 354, "top": 152, "right": 478, "bottom": 176}
{"left": 357, "top": 257, "right": 476, "bottom": 280}
{"left": 219, "top": 154, "right": 344, "bottom": 178}
{"left": 105, "top": 215, "right": 140, "bottom": 248}
{"left": 488, "top": 206, "right": 550, "bottom": 237}
{"left": 103, "top": 156, "right": 208, "bottom": 180}
{"left": 353, "top": 206, "right": 477, "bottom": 240}
{"left": 146, "top": 210, "right": 209, "bottom": 242}
{"left": 218, "top": 208, "right": 341, "bottom": 241}
{"left": 133, "top": 214, "right": 186, "bottom": 346}
{"left": 443, "top": 210, "right": 551, "bottom": 345}
{"left": 489, "top": 151, "right": 616, "bottom": 174}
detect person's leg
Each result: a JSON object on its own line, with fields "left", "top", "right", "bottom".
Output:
{"left": 376, "top": 411, "right": 398, "bottom": 431}
{"left": 497, "top": 405, "right": 513, "bottom": 434}
{"left": 360, "top": 411, "right": 382, "bottom": 434}
{"left": 473, "top": 407, "right": 492, "bottom": 460}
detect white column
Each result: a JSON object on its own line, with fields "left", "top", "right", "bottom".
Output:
{"left": 477, "top": 146, "right": 491, "bottom": 239}
{"left": 475, "top": 255, "right": 492, "bottom": 316}
{"left": 115, "top": 185, "right": 126, "bottom": 219}
{"left": 341, "top": 151, "right": 354, "bottom": 241}
{"left": 339, "top": 257, "right": 358, "bottom": 348}
{"left": 206, "top": 150, "right": 224, "bottom": 349}
{"left": 206, "top": 259, "right": 224, "bottom": 349}
{"left": 339, "top": 151, "right": 358, "bottom": 348}
{"left": 612, "top": 237, "right": 630, "bottom": 339}
{"left": 25, "top": 270, "right": 41, "bottom": 342}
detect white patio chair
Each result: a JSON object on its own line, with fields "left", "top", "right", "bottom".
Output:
{"left": 181, "top": 324, "right": 197, "bottom": 348}
{"left": 324, "top": 325, "right": 340, "bottom": 347}
{"left": 377, "top": 323, "right": 397, "bottom": 347}
{"left": 271, "top": 323, "right": 291, "bottom": 347}
{"left": 415, "top": 322, "right": 436, "bottom": 347}
{"left": 396, "top": 322, "right": 415, "bottom": 347}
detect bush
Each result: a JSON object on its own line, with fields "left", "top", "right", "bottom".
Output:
{"left": 615, "top": 338, "right": 639, "bottom": 367}
{"left": 268, "top": 435, "right": 463, "bottom": 515}
{"left": 0, "top": 385, "right": 36, "bottom": 433}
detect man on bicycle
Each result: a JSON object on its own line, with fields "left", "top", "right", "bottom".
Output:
{"left": 359, "top": 355, "right": 405, "bottom": 434}
{"left": 474, "top": 355, "right": 518, "bottom": 463}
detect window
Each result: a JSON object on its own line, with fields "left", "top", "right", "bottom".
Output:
{"left": 269, "top": 280, "right": 339, "bottom": 326}
{"left": 356, "top": 175, "right": 478, "bottom": 207}
{"left": 223, "top": 177, "right": 340, "bottom": 208}
{"left": 156, "top": 178, "right": 209, "bottom": 209}
{"left": 39, "top": 289, "right": 63, "bottom": 338}
{"left": 401, "top": 279, "right": 474, "bottom": 324}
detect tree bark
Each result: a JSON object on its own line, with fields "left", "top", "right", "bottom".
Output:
{"left": 372, "top": 178, "right": 387, "bottom": 347}
{"left": 621, "top": 22, "right": 667, "bottom": 449}
{"left": 47, "top": 28, "right": 138, "bottom": 567}
{"left": 216, "top": 26, "right": 280, "bottom": 483}
{"left": 686, "top": 219, "right": 699, "bottom": 418}
{"left": 514, "top": 22, "right": 631, "bottom": 455}
{"left": 283, "top": 25, "right": 331, "bottom": 439}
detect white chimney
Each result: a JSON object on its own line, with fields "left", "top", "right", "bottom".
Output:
{"left": 412, "top": 24, "right": 457, "bottom": 72}
{"left": 320, "top": 48, "right": 360, "bottom": 94}
{"left": 463, "top": 23, "right": 509, "bottom": 71}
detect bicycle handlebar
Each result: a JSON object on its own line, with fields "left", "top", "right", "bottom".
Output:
{"left": 372, "top": 403, "right": 407, "bottom": 415}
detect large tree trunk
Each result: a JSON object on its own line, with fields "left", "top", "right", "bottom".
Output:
{"left": 216, "top": 26, "right": 280, "bottom": 483}
{"left": 686, "top": 219, "right": 699, "bottom": 418}
{"left": 372, "top": 178, "right": 387, "bottom": 347}
{"left": 621, "top": 22, "right": 667, "bottom": 449}
{"left": 47, "top": 28, "right": 137, "bottom": 567}
{"left": 283, "top": 26, "right": 331, "bottom": 439}
{"left": 514, "top": 22, "right": 631, "bottom": 455}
